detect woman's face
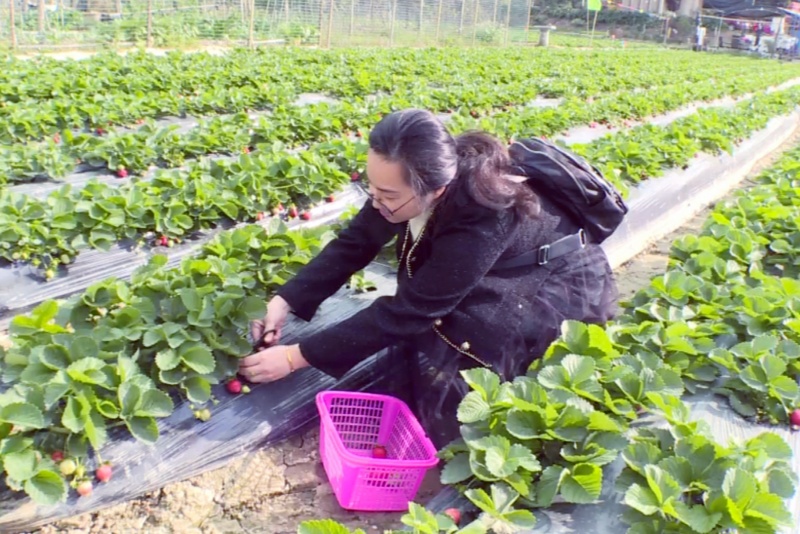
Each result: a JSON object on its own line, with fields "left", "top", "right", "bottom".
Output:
{"left": 364, "top": 149, "right": 444, "bottom": 223}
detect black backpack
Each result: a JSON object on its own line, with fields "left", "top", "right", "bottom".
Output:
{"left": 491, "top": 137, "right": 629, "bottom": 271}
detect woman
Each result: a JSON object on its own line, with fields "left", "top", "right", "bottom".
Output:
{"left": 239, "top": 109, "right": 619, "bottom": 448}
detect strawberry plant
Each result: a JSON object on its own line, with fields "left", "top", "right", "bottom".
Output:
{"left": 4, "top": 86, "right": 799, "bottom": 276}
{"left": 0, "top": 217, "right": 346, "bottom": 505}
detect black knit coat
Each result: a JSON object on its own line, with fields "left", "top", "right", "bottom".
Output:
{"left": 275, "top": 180, "right": 618, "bottom": 383}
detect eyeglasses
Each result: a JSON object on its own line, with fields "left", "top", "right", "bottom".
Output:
{"left": 354, "top": 175, "right": 417, "bottom": 216}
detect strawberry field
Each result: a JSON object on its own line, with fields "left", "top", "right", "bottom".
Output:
{"left": 1, "top": 46, "right": 800, "bottom": 533}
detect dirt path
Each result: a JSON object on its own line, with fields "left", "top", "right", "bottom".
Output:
{"left": 25, "top": 131, "right": 800, "bottom": 534}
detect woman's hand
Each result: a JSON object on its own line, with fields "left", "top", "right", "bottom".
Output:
{"left": 238, "top": 343, "right": 310, "bottom": 383}
{"left": 251, "top": 295, "right": 292, "bottom": 348}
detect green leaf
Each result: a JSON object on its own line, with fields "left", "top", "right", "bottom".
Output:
{"left": 624, "top": 483, "right": 661, "bottom": 516}
{"left": 66, "top": 357, "right": 110, "bottom": 386}
{"left": 179, "top": 289, "right": 202, "bottom": 312}
{"left": 506, "top": 408, "right": 545, "bottom": 440}
{"left": 24, "top": 470, "right": 67, "bottom": 505}
{"left": 457, "top": 391, "right": 491, "bottom": 424}
{"left": 3, "top": 449, "right": 37, "bottom": 481}
{"left": 766, "top": 469, "right": 796, "bottom": 499}
{"left": 562, "top": 354, "right": 596, "bottom": 385}
{"left": 560, "top": 463, "right": 603, "bottom": 504}
{"left": 41, "top": 344, "right": 71, "bottom": 370}
{"left": 136, "top": 389, "right": 174, "bottom": 418}
{"left": 298, "top": 519, "right": 361, "bottom": 534}
{"left": 179, "top": 344, "right": 215, "bottom": 374}
{"left": 535, "top": 465, "right": 567, "bottom": 507}
{"left": 461, "top": 368, "right": 501, "bottom": 401}
{"left": 440, "top": 453, "right": 473, "bottom": 485}
{"left": 722, "top": 469, "right": 757, "bottom": 511}
{"left": 61, "top": 396, "right": 85, "bottom": 433}
{"left": 70, "top": 336, "right": 99, "bottom": 360}
{"left": 83, "top": 409, "right": 108, "bottom": 450}
{"left": 562, "top": 320, "right": 591, "bottom": 353}
{"left": 644, "top": 465, "right": 681, "bottom": 505}
{"left": 588, "top": 411, "right": 624, "bottom": 433}
{"left": 155, "top": 348, "right": 181, "bottom": 371}
{"left": 744, "top": 493, "right": 793, "bottom": 527}
{"left": 126, "top": 416, "right": 160, "bottom": 444}
{"left": 670, "top": 501, "right": 722, "bottom": 533}
{"left": 622, "top": 442, "right": 664, "bottom": 475}
{"left": 746, "top": 432, "right": 792, "bottom": 461}
{"left": 1, "top": 403, "right": 45, "bottom": 429}
{"left": 183, "top": 376, "right": 211, "bottom": 404}
{"left": 400, "top": 502, "right": 440, "bottom": 534}
{"left": 118, "top": 381, "right": 142, "bottom": 417}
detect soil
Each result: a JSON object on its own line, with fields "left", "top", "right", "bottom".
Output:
{"left": 19, "top": 129, "right": 800, "bottom": 534}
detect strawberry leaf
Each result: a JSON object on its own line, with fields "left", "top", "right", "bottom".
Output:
{"left": 24, "top": 470, "right": 67, "bottom": 505}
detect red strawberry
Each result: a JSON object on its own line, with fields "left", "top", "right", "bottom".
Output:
{"left": 96, "top": 127, "right": 105, "bottom": 136}
{"left": 589, "top": 122, "right": 599, "bottom": 129}
{"left": 277, "top": 203, "right": 284, "bottom": 211}
{"left": 226, "top": 379, "right": 242, "bottom": 394}
{"left": 76, "top": 480, "right": 93, "bottom": 497}
{"left": 51, "top": 451, "right": 64, "bottom": 463}
{"left": 300, "top": 212, "right": 311, "bottom": 221}
{"left": 116, "top": 168, "right": 128, "bottom": 178}
{"left": 288, "top": 206, "right": 298, "bottom": 218}
{"left": 159, "top": 235, "right": 169, "bottom": 247}
{"left": 53, "top": 133, "right": 61, "bottom": 143}
{"left": 372, "top": 445, "right": 387, "bottom": 459}
{"left": 256, "top": 212, "right": 265, "bottom": 221}
{"left": 326, "top": 195, "right": 335, "bottom": 203}
{"left": 444, "top": 508, "right": 461, "bottom": 525}
{"left": 242, "top": 147, "right": 250, "bottom": 154}
{"left": 790, "top": 409, "right": 800, "bottom": 427}
{"left": 350, "top": 172, "right": 360, "bottom": 182}
{"left": 95, "top": 464, "right": 112, "bottom": 483}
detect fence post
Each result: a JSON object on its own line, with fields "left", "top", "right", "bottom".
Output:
{"left": 318, "top": 0, "right": 325, "bottom": 46}
{"left": 524, "top": 0, "right": 532, "bottom": 42}
{"left": 389, "top": 0, "right": 396, "bottom": 45}
{"left": 435, "top": 0, "right": 443, "bottom": 43}
{"left": 326, "top": 0, "right": 335, "bottom": 46}
{"left": 459, "top": 0, "right": 466, "bottom": 35}
{"left": 349, "top": 0, "right": 355, "bottom": 37}
{"left": 492, "top": 0, "right": 498, "bottom": 24}
{"left": 9, "top": 0, "right": 16, "bottom": 50}
{"left": 146, "top": 0, "right": 153, "bottom": 47}
{"left": 471, "top": 0, "right": 479, "bottom": 46}
{"left": 248, "top": 0, "right": 256, "bottom": 48}
{"left": 504, "top": 0, "right": 511, "bottom": 44}
{"left": 418, "top": 0, "right": 424, "bottom": 37}
{"left": 37, "top": 0, "right": 44, "bottom": 34}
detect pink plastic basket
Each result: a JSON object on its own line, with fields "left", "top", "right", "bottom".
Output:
{"left": 315, "top": 391, "right": 440, "bottom": 512}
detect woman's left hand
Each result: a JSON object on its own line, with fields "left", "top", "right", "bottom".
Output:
{"left": 238, "top": 344, "right": 309, "bottom": 383}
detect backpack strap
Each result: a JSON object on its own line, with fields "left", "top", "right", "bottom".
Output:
{"left": 490, "top": 229, "right": 587, "bottom": 272}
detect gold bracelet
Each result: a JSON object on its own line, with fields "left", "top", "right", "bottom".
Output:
{"left": 286, "top": 348, "right": 295, "bottom": 373}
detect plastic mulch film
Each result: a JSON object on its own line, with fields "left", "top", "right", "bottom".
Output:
{"left": 0, "top": 263, "right": 406, "bottom": 533}
{"left": 0, "top": 186, "right": 365, "bottom": 331}
{"left": 602, "top": 110, "right": 800, "bottom": 270}
{"left": 425, "top": 393, "right": 800, "bottom": 534}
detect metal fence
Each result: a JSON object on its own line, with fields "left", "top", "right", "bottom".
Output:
{"left": 0, "top": 0, "right": 645, "bottom": 51}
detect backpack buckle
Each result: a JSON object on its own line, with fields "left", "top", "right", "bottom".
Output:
{"left": 537, "top": 245, "right": 550, "bottom": 265}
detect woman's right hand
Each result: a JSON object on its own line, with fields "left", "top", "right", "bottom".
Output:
{"left": 251, "top": 295, "right": 292, "bottom": 349}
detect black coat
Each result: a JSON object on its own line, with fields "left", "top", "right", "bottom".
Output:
{"left": 275, "top": 180, "right": 619, "bottom": 382}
